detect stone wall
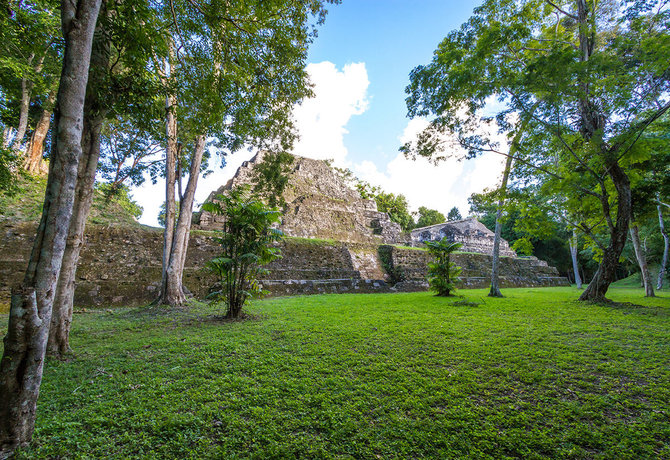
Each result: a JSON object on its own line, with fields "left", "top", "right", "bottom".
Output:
{"left": 0, "top": 222, "right": 568, "bottom": 309}
{"left": 383, "top": 245, "right": 569, "bottom": 289}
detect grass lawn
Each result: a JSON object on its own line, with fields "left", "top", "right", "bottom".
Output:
{"left": 1, "top": 287, "right": 668, "bottom": 459}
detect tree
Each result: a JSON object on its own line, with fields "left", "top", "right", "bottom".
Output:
{"left": 48, "top": 0, "right": 163, "bottom": 356}
{"left": 0, "top": 0, "right": 103, "bottom": 454}
{"left": 0, "top": 0, "right": 61, "bottom": 153}
{"left": 404, "top": 0, "right": 670, "bottom": 302}
{"left": 203, "top": 188, "right": 283, "bottom": 319}
{"left": 374, "top": 191, "right": 415, "bottom": 231}
{"left": 249, "top": 151, "right": 295, "bottom": 208}
{"left": 415, "top": 206, "right": 445, "bottom": 228}
{"left": 447, "top": 206, "right": 462, "bottom": 221}
{"left": 157, "top": 0, "right": 336, "bottom": 307}
{"left": 425, "top": 239, "right": 463, "bottom": 296}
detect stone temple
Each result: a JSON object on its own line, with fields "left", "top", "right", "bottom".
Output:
{"left": 194, "top": 151, "right": 402, "bottom": 243}
{"left": 0, "top": 152, "right": 570, "bottom": 307}
{"left": 410, "top": 219, "right": 517, "bottom": 257}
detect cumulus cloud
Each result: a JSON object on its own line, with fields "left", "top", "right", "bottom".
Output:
{"left": 291, "top": 61, "right": 369, "bottom": 166}
{"left": 353, "top": 116, "right": 507, "bottom": 218}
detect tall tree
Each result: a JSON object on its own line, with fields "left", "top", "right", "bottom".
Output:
{"left": 0, "top": 0, "right": 102, "bottom": 454}
{"left": 403, "top": 0, "right": 670, "bottom": 301}
{"left": 48, "top": 0, "right": 164, "bottom": 356}
{"left": 447, "top": 206, "right": 462, "bottom": 221}
{"left": 157, "top": 0, "right": 336, "bottom": 307}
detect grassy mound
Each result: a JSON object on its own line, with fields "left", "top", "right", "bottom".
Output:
{"left": 0, "top": 175, "right": 145, "bottom": 227}
{"left": 1, "top": 287, "right": 668, "bottom": 458}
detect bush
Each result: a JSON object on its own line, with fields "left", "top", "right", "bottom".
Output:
{"left": 202, "top": 187, "right": 283, "bottom": 318}
{"left": 425, "top": 238, "right": 462, "bottom": 296}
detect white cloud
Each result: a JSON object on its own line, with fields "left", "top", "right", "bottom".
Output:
{"left": 353, "top": 117, "right": 507, "bottom": 218}
{"left": 291, "top": 61, "right": 370, "bottom": 166}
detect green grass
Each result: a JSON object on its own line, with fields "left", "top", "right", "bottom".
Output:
{"left": 1, "top": 287, "right": 669, "bottom": 459}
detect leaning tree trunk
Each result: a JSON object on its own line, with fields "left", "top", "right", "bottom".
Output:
{"left": 656, "top": 203, "right": 668, "bottom": 290}
{"left": 160, "top": 135, "right": 205, "bottom": 307}
{"left": 570, "top": 228, "right": 583, "bottom": 289}
{"left": 0, "top": 0, "right": 102, "bottom": 456}
{"left": 489, "top": 153, "right": 513, "bottom": 298}
{"left": 629, "top": 223, "right": 655, "bottom": 297}
{"left": 579, "top": 161, "right": 632, "bottom": 302}
{"left": 48, "top": 12, "right": 110, "bottom": 357}
{"left": 24, "top": 87, "right": 58, "bottom": 175}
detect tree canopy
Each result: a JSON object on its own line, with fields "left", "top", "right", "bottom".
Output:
{"left": 403, "top": 0, "right": 670, "bottom": 301}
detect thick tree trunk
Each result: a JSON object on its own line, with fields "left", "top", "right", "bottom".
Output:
{"left": 24, "top": 87, "right": 58, "bottom": 175}
{"left": 579, "top": 162, "right": 632, "bottom": 302}
{"left": 160, "top": 93, "right": 178, "bottom": 296}
{"left": 160, "top": 135, "right": 205, "bottom": 307}
{"left": 629, "top": 223, "right": 655, "bottom": 297}
{"left": 0, "top": 0, "right": 102, "bottom": 456}
{"left": 570, "top": 228, "right": 582, "bottom": 288}
{"left": 48, "top": 12, "right": 110, "bottom": 357}
{"left": 489, "top": 153, "right": 513, "bottom": 298}
{"left": 656, "top": 204, "right": 668, "bottom": 290}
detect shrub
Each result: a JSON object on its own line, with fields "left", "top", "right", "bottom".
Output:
{"left": 202, "top": 187, "right": 283, "bottom": 318}
{"left": 425, "top": 238, "right": 462, "bottom": 296}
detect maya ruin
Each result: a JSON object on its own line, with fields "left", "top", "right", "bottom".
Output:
{"left": 1, "top": 152, "right": 568, "bottom": 308}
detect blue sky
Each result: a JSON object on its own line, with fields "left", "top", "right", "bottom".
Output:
{"left": 305, "top": 0, "right": 481, "bottom": 170}
{"left": 134, "top": 0, "right": 507, "bottom": 226}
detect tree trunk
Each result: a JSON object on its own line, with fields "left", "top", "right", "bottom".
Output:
{"left": 629, "top": 223, "right": 655, "bottom": 297}
{"left": 489, "top": 153, "right": 513, "bottom": 298}
{"left": 160, "top": 135, "right": 205, "bottom": 307}
{"left": 160, "top": 53, "right": 178, "bottom": 300}
{"left": 570, "top": 228, "right": 582, "bottom": 289}
{"left": 9, "top": 54, "right": 45, "bottom": 151}
{"left": 658, "top": 204, "right": 668, "bottom": 290}
{"left": 8, "top": 57, "right": 34, "bottom": 150}
{"left": 24, "top": 87, "right": 58, "bottom": 175}
{"left": 48, "top": 10, "right": 110, "bottom": 357}
{"left": 0, "top": 0, "right": 102, "bottom": 456}
{"left": 579, "top": 161, "right": 632, "bottom": 302}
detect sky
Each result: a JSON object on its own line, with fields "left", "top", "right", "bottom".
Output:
{"left": 133, "top": 0, "right": 508, "bottom": 227}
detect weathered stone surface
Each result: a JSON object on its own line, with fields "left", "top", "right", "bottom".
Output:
{"left": 193, "top": 151, "right": 402, "bottom": 244}
{"left": 383, "top": 245, "right": 569, "bottom": 289}
{"left": 0, "top": 221, "right": 568, "bottom": 310}
{"left": 410, "top": 218, "right": 517, "bottom": 257}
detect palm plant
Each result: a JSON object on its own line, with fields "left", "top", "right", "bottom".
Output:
{"left": 202, "top": 187, "right": 283, "bottom": 318}
{"left": 425, "top": 238, "right": 463, "bottom": 297}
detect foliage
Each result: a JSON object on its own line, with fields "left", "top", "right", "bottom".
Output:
{"left": 446, "top": 206, "right": 462, "bottom": 221}
{"left": 98, "top": 117, "right": 163, "bottom": 193}
{"left": 404, "top": 0, "right": 670, "bottom": 299}
{"left": 202, "top": 187, "right": 283, "bottom": 318}
{"left": 89, "top": 183, "right": 144, "bottom": 225}
{"left": 4, "top": 288, "right": 668, "bottom": 458}
{"left": 158, "top": 201, "right": 180, "bottom": 228}
{"left": 415, "top": 206, "right": 445, "bottom": 228}
{"left": 374, "top": 191, "right": 415, "bottom": 231}
{"left": 249, "top": 152, "right": 295, "bottom": 208}
{"left": 377, "top": 245, "right": 405, "bottom": 284}
{"left": 0, "top": 146, "right": 21, "bottom": 195}
{"left": 425, "top": 238, "right": 462, "bottom": 296}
